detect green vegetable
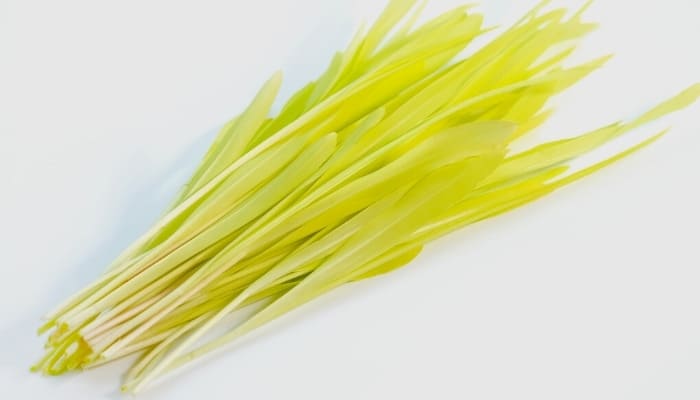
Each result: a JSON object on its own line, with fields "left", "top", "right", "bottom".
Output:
{"left": 33, "top": 0, "right": 699, "bottom": 392}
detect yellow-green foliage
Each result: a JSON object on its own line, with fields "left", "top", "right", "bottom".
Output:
{"left": 34, "top": 0, "right": 699, "bottom": 392}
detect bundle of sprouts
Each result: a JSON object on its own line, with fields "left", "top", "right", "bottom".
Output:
{"left": 33, "top": 0, "right": 699, "bottom": 392}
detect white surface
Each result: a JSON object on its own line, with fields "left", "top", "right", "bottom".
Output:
{"left": 2, "top": 0, "right": 699, "bottom": 399}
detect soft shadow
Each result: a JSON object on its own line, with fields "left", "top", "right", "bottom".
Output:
{"left": 42, "top": 127, "right": 218, "bottom": 313}
{"left": 0, "top": 127, "right": 216, "bottom": 392}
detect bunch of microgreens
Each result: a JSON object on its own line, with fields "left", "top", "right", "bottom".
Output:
{"left": 33, "top": 0, "right": 699, "bottom": 393}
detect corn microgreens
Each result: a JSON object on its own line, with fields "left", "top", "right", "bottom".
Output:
{"left": 33, "top": 0, "right": 699, "bottom": 393}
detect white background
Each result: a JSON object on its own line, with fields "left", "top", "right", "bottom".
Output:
{"left": 2, "top": 0, "right": 699, "bottom": 399}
